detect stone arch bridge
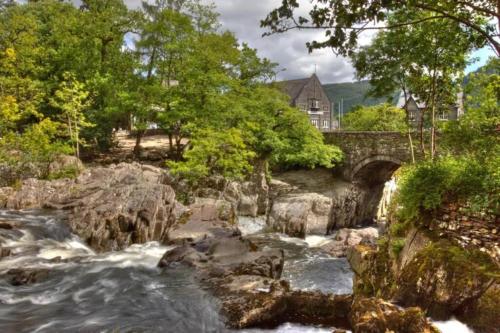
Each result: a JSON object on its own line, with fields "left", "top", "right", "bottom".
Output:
{"left": 324, "top": 131, "right": 415, "bottom": 186}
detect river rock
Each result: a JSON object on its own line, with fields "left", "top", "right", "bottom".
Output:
{"left": 267, "top": 192, "right": 333, "bottom": 237}
{"left": 320, "top": 227, "right": 379, "bottom": 257}
{"left": 267, "top": 169, "right": 384, "bottom": 238}
{"left": 349, "top": 297, "right": 438, "bottom": 333}
{"left": 347, "top": 228, "right": 500, "bottom": 331}
{"left": 167, "top": 197, "right": 239, "bottom": 245}
{"left": 5, "top": 268, "right": 50, "bottom": 286}
{"left": 159, "top": 236, "right": 284, "bottom": 280}
{"left": 0, "top": 163, "right": 177, "bottom": 252}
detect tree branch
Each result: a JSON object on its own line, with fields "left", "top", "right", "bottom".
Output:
{"left": 270, "top": 15, "right": 449, "bottom": 33}
{"left": 413, "top": 2, "right": 500, "bottom": 56}
{"left": 454, "top": 1, "right": 498, "bottom": 18}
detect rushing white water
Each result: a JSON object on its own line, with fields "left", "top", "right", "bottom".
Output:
{"left": 237, "top": 215, "right": 267, "bottom": 235}
{"left": 376, "top": 178, "right": 397, "bottom": 222}
{"left": 0, "top": 210, "right": 355, "bottom": 332}
{"left": 433, "top": 318, "right": 475, "bottom": 333}
{"left": 0, "top": 210, "right": 475, "bottom": 333}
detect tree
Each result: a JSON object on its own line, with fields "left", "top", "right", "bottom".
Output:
{"left": 50, "top": 72, "right": 93, "bottom": 159}
{"left": 443, "top": 58, "right": 500, "bottom": 159}
{"left": 261, "top": 0, "right": 499, "bottom": 56}
{"left": 342, "top": 104, "right": 408, "bottom": 132}
{"left": 352, "top": 12, "right": 476, "bottom": 159}
{"left": 167, "top": 128, "right": 255, "bottom": 182}
{"left": 0, "top": 119, "right": 72, "bottom": 184}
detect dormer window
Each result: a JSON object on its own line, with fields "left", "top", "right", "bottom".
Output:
{"left": 309, "top": 98, "right": 320, "bottom": 110}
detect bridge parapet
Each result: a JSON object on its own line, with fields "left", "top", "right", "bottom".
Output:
{"left": 324, "top": 131, "right": 414, "bottom": 185}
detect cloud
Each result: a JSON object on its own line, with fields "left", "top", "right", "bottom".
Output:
{"left": 211, "top": 0, "right": 356, "bottom": 83}
{"left": 124, "top": 0, "right": 360, "bottom": 83}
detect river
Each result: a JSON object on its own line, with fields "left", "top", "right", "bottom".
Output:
{"left": 0, "top": 210, "right": 473, "bottom": 333}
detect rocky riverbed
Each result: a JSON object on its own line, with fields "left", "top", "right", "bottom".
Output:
{"left": 0, "top": 162, "right": 485, "bottom": 332}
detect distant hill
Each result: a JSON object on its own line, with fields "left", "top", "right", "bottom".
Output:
{"left": 322, "top": 81, "right": 398, "bottom": 116}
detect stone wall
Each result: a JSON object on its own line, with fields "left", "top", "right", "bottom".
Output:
{"left": 431, "top": 204, "right": 500, "bottom": 264}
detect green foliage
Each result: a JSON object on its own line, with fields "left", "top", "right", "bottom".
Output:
{"left": 268, "top": 104, "right": 343, "bottom": 169}
{"left": 0, "top": 119, "right": 72, "bottom": 185}
{"left": 391, "top": 58, "right": 500, "bottom": 226}
{"left": 442, "top": 58, "right": 500, "bottom": 158}
{"left": 50, "top": 72, "right": 93, "bottom": 158}
{"left": 46, "top": 165, "right": 80, "bottom": 181}
{"left": 396, "top": 156, "right": 500, "bottom": 221}
{"left": 167, "top": 128, "right": 255, "bottom": 182}
{"left": 342, "top": 103, "right": 408, "bottom": 132}
{"left": 0, "top": 0, "right": 343, "bottom": 185}
{"left": 390, "top": 238, "right": 406, "bottom": 257}
{"left": 261, "top": 0, "right": 498, "bottom": 56}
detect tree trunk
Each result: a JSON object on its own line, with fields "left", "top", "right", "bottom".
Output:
{"left": 175, "top": 134, "right": 182, "bottom": 161}
{"left": 168, "top": 133, "right": 174, "bottom": 156}
{"left": 75, "top": 118, "right": 80, "bottom": 160}
{"left": 402, "top": 88, "right": 415, "bottom": 164}
{"left": 134, "top": 129, "right": 144, "bottom": 158}
{"left": 418, "top": 108, "right": 426, "bottom": 157}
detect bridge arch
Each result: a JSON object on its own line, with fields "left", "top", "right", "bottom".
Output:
{"left": 350, "top": 155, "right": 403, "bottom": 186}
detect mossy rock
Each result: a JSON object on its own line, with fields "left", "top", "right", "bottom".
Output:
{"left": 395, "top": 239, "right": 500, "bottom": 320}
{"left": 457, "top": 283, "right": 500, "bottom": 333}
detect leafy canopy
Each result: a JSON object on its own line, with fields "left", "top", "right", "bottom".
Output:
{"left": 261, "top": 0, "right": 499, "bottom": 56}
{"left": 342, "top": 104, "right": 408, "bottom": 132}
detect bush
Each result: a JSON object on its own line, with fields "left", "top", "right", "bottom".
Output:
{"left": 167, "top": 128, "right": 255, "bottom": 183}
{"left": 0, "top": 119, "right": 72, "bottom": 185}
{"left": 396, "top": 156, "right": 499, "bottom": 221}
{"left": 342, "top": 103, "right": 408, "bottom": 132}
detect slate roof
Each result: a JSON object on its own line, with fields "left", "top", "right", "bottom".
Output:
{"left": 276, "top": 77, "right": 310, "bottom": 102}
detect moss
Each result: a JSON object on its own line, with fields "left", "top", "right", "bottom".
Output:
{"left": 390, "top": 238, "right": 405, "bottom": 257}
{"left": 459, "top": 284, "right": 500, "bottom": 332}
{"left": 46, "top": 165, "right": 80, "bottom": 180}
{"left": 395, "top": 238, "right": 500, "bottom": 320}
{"left": 419, "top": 240, "right": 500, "bottom": 280}
{"left": 388, "top": 219, "right": 411, "bottom": 238}
{"left": 177, "top": 211, "right": 192, "bottom": 225}
{"left": 175, "top": 191, "right": 191, "bottom": 205}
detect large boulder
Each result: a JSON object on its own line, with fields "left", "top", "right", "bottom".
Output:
{"left": 158, "top": 236, "right": 284, "bottom": 281}
{"left": 347, "top": 228, "right": 500, "bottom": 331}
{"left": 320, "top": 227, "right": 379, "bottom": 257}
{"left": 0, "top": 163, "right": 177, "bottom": 252}
{"left": 167, "top": 197, "right": 239, "bottom": 245}
{"left": 395, "top": 239, "right": 498, "bottom": 320}
{"left": 267, "top": 192, "right": 333, "bottom": 237}
{"left": 267, "top": 169, "right": 384, "bottom": 238}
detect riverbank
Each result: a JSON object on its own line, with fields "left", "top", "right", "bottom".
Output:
{"left": 0, "top": 162, "right": 493, "bottom": 332}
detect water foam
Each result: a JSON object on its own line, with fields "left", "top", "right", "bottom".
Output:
{"left": 238, "top": 216, "right": 267, "bottom": 235}
{"left": 433, "top": 318, "right": 475, "bottom": 333}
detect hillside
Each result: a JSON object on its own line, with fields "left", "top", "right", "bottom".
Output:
{"left": 323, "top": 81, "right": 399, "bottom": 115}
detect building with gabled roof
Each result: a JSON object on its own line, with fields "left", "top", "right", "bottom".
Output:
{"left": 396, "top": 92, "right": 465, "bottom": 127}
{"left": 277, "top": 74, "right": 337, "bottom": 132}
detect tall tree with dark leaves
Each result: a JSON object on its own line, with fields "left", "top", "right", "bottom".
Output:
{"left": 261, "top": 0, "right": 499, "bottom": 56}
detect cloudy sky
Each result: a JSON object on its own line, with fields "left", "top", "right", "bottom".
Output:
{"left": 125, "top": 0, "right": 495, "bottom": 84}
{"left": 213, "top": 0, "right": 358, "bottom": 83}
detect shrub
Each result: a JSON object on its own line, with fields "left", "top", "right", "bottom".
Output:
{"left": 396, "top": 156, "right": 499, "bottom": 221}
{"left": 167, "top": 128, "right": 255, "bottom": 183}
{"left": 0, "top": 119, "right": 72, "bottom": 185}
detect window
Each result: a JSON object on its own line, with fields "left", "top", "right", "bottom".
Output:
{"left": 298, "top": 103, "right": 306, "bottom": 111}
{"left": 439, "top": 112, "right": 448, "bottom": 120}
{"left": 323, "top": 105, "right": 328, "bottom": 111}
{"left": 322, "top": 120, "right": 329, "bottom": 129}
{"left": 310, "top": 99, "right": 319, "bottom": 109}
{"left": 409, "top": 111, "right": 416, "bottom": 121}
{"left": 311, "top": 119, "right": 319, "bottom": 128}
